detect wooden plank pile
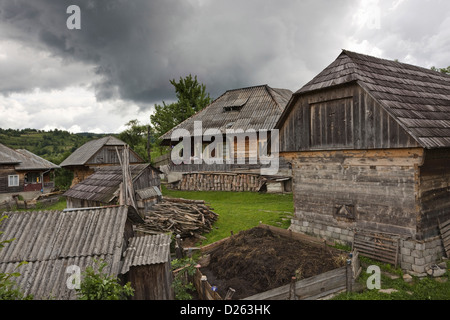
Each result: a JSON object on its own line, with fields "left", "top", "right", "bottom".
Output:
{"left": 178, "top": 172, "right": 265, "bottom": 192}
{"left": 137, "top": 197, "right": 219, "bottom": 238}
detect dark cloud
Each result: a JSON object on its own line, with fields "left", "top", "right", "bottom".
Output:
{"left": 0, "top": 0, "right": 449, "bottom": 118}
{"left": 0, "top": 0, "right": 357, "bottom": 106}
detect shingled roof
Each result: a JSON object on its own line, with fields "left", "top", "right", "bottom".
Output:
{"left": 160, "top": 84, "right": 293, "bottom": 142}
{"left": 284, "top": 50, "right": 450, "bottom": 149}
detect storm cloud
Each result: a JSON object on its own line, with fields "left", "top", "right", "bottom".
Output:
{"left": 0, "top": 0, "right": 449, "bottom": 132}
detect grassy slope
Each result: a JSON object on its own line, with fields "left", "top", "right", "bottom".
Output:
{"left": 161, "top": 185, "right": 294, "bottom": 244}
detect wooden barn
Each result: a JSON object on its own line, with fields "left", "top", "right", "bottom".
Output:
{"left": 60, "top": 136, "right": 145, "bottom": 187}
{"left": 0, "top": 143, "right": 60, "bottom": 201}
{"left": 276, "top": 50, "right": 450, "bottom": 274}
{"left": 159, "top": 84, "right": 293, "bottom": 192}
{"left": 0, "top": 205, "right": 173, "bottom": 300}
{"left": 64, "top": 163, "right": 161, "bottom": 214}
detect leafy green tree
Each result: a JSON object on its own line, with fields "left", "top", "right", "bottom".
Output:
{"left": 118, "top": 120, "right": 154, "bottom": 162}
{"left": 151, "top": 74, "right": 212, "bottom": 139}
{"left": 431, "top": 66, "right": 450, "bottom": 74}
{"left": 76, "top": 259, "right": 134, "bottom": 300}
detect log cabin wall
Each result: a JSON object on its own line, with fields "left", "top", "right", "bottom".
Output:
{"left": 286, "top": 148, "right": 424, "bottom": 242}
{"left": 279, "top": 83, "right": 427, "bottom": 242}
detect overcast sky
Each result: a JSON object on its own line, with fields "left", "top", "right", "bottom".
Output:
{"left": 0, "top": 0, "right": 449, "bottom": 133}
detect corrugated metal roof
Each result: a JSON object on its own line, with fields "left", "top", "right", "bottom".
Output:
{"left": 160, "top": 85, "right": 293, "bottom": 141}
{"left": 14, "top": 149, "right": 60, "bottom": 170}
{"left": 0, "top": 206, "right": 129, "bottom": 299}
{"left": 288, "top": 50, "right": 450, "bottom": 149}
{"left": 136, "top": 186, "right": 162, "bottom": 200}
{"left": 0, "top": 143, "right": 59, "bottom": 169}
{"left": 120, "top": 234, "right": 171, "bottom": 274}
{"left": 63, "top": 164, "right": 152, "bottom": 203}
{"left": 0, "top": 143, "right": 22, "bottom": 164}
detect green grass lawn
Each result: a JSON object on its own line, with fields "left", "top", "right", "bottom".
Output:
{"left": 161, "top": 185, "right": 294, "bottom": 244}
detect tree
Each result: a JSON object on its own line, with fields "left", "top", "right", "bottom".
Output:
{"left": 76, "top": 259, "right": 134, "bottom": 300}
{"left": 151, "top": 74, "right": 212, "bottom": 139}
{"left": 431, "top": 66, "right": 450, "bottom": 74}
{"left": 118, "top": 120, "right": 153, "bottom": 162}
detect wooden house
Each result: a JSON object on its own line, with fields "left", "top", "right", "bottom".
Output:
{"left": 159, "top": 84, "right": 293, "bottom": 192}
{"left": 0, "top": 143, "right": 60, "bottom": 201}
{"left": 276, "top": 50, "right": 450, "bottom": 273}
{"left": 64, "top": 163, "right": 161, "bottom": 214}
{"left": 60, "top": 136, "right": 144, "bottom": 187}
{"left": 0, "top": 205, "right": 173, "bottom": 300}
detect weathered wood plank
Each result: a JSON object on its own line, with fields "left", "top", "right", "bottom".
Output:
{"left": 243, "top": 266, "right": 347, "bottom": 300}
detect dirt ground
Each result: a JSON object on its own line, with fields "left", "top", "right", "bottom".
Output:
{"left": 199, "top": 227, "right": 347, "bottom": 299}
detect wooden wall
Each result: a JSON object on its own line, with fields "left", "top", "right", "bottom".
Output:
{"left": 86, "top": 146, "right": 143, "bottom": 166}
{"left": 279, "top": 83, "right": 420, "bottom": 152}
{"left": 286, "top": 148, "right": 424, "bottom": 238}
{"left": 417, "top": 148, "right": 450, "bottom": 239}
{"left": 0, "top": 166, "right": 23, "bottom": 193}
{"left": 124, "top": 262, "right": 173, "bottom": 300}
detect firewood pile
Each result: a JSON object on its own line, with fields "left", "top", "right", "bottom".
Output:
{"left": 178, "top": 172, "right": 265, "bottom": 192}
{"left": 137, "top": 197, "right": 219, "bottom": 238}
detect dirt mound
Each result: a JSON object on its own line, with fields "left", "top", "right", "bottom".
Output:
{"left": 200, "top": 227, "right": 346, "bottom": 299}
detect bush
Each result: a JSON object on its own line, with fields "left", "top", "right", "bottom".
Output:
{"left": 76, "top": 259, "right": 134, "bottom": 300}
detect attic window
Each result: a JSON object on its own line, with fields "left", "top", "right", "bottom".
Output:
{"left": 224, "top": 106, "right": 243, "bottom": 112}
{"left": 223, "top": 97, "right": 248, "bottom": 112}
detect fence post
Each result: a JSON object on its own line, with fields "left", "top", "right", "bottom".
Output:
{"left": 346, "top": 256, "right": 353, "bottom": 293}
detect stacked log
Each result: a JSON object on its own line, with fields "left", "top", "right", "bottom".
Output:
{"left": 137, "top": 197, "right": 219, "bottom": 238}
{"left": 178, "top": 172, "right": 266, "bottom": 192}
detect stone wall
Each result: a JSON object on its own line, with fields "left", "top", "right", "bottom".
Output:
{"left": 290, "top": 221, "right": 445, "bottom": 275}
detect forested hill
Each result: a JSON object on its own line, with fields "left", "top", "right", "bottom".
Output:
{"left": 0, "top": 128, "right": 113, "bottom": 165}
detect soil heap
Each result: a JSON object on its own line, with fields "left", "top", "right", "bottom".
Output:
{"left": 201, "top": 227, "right": 346, "bottom": 299}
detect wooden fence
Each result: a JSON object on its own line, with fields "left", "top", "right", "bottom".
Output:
{"left": 352, "top": 229, "right": 400, "bottom": 267}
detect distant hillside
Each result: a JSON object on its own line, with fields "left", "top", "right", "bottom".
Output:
{"left": 0, "top": 128, "right": 114, "bottom": 165}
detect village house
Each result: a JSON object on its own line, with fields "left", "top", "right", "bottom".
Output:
{"left": 276, "top": 50, "right": 450, "bottom": 274}
{"left": 64, "top": 163, "right": 162, "bottom": 215}
{"left": 159, "top": 84, "right": 293, "bottom": 193}
{"left": 60, "top": 135, "right": 145, "bottom": 187}
{"left": 0, "top": 205, "right": 173, "bottom": 300}
{"left": 0, "top": 142, "right": 60, "bottom": 202}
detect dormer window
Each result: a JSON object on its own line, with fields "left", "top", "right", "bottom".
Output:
{"left": 223, "top": 97, "right": 248, "bottom": 112}
{"left": 224, "top": 106, "right": 242, "bottom": 112}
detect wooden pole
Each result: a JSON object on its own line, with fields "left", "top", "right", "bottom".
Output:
{"left": 346, "top": 258, "right": 353, "bottom": 293}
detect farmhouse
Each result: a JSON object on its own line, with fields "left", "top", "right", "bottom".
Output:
{"left": 0, "top": 143, "right": 60, "bottom": 201}
{"left": 159, "top": 84, "right": 293, "bottom": 192}
{"left": 0, "top": 205, "right": 173, "bottom": 300}
{"left": 64, "top": 163, "right": 161, "bottom": 214}
{"left": 60, "top": 136, "right": 144, "bottom": 187}
{"left": 276, "top": 50, "right": 450, "bottom": 273}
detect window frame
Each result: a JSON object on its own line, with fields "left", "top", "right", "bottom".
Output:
{"left": 8, "top": 174, "right": 19, "bottom": 187}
